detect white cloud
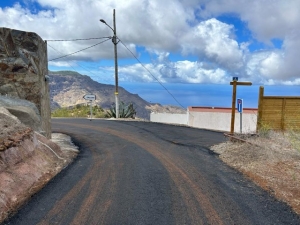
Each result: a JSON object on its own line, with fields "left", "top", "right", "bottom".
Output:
{"left": 181, "top": 18, "right": 243, "bottom": 71}
{"left": 245, "top": 30, "right": 300, "bottom": 84}
{"left": 259, "top": 52, "right": 283, "bottom": 78}
{"left": 0, "top": 0, "right": 300, "bottom": 85}
{"left": 199, "top": 0, "right": 300, "bottom": 84}
{"left": 48, "top": 60, "right": 77, "bottom": 67}
{"left": 246, "top": 51, "right": 277, "bottom": 83}
{"left": 175, "top": 61, "right": 227, "bottom": 83}
{"left": 280, "top": 33, "right": 300, "bottom": 79}
{"left": 116, "top": 58, "right": 228, "bottom": 84}
{"left": 200, "top": 0, "right": 300, "bottom": 42}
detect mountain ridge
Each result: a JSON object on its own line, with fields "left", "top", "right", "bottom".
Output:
{"left": 49, "top": 71, "right": 186, "bottom": 119}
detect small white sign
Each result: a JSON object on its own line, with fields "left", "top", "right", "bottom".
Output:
{"left": 83, "top": 94, "right": 96, "bottom": 101}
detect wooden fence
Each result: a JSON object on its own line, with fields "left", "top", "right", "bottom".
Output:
{"left": 257, "top": 86, "right": 300, "bottom": 131}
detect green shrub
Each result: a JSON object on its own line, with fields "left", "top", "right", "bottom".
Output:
{"left": 257, "top": 122, "right": 272, "bottom": 138}
{"left": 51, "top": 104, "right": 106, "bottom": 118}
{"left": 106, "top": 102, "right": 136, "bottom": 118}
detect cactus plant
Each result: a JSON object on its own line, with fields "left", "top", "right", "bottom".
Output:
{"left": 106, "top": 102, "right": 136, "bottom": 118}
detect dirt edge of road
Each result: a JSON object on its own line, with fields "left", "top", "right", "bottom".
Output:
{"left": 211, "top": 131, "right": 300, "bottom": 215}
{"left": 0, "top": 131, "right": 78, "bottom": 223}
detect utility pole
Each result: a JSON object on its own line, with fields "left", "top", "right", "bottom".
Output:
{"left": 100, "top": 9, "right": 119, "bottom": 118}
{"left": 112, "top": 9, "right": 119, "bottom": 118}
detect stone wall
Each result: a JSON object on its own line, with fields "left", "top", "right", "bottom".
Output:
{"left": 0, "top": 27, "right": 51, "bottom": 138}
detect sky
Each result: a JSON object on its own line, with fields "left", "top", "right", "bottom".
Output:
{"left": 0, "top": 0, "right": 300, "bottom": 108}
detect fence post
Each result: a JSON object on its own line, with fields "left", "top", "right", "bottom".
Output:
{"left": 257, "top": 86, "right": 264, "bottom": 132}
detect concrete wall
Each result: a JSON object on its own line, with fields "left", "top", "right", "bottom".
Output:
{"left": 188, "top": 111, "right": 257, "bottom": 133}
{"left": 150, "top": 113, "right": 188, "bottom": 125}
{"left": 0, "top": 27, "right": 51, "bottom": 138}
{"left": 150, "top": 107, "right": 258, "bottom": 133}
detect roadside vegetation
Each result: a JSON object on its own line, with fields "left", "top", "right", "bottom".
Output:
{"left": 51, "top": 102, "right": 137, "bottom": 119}
{"left": 106, "top": 102, "right": 136, "bottom": 118}
{"left": 51, "top": 104, "right": 106, "bottom": 118}
{"left": 211, "top": 129, "right": 300, "bottom": 215}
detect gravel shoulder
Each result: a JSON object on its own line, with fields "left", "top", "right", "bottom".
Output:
{"left": 211, "top": 131, "right": 300, "bottom": 215}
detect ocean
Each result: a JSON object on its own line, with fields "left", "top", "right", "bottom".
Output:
{"left": 120, "top": 83, "right": 300, "bottom": 109}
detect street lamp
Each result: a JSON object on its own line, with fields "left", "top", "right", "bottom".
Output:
{"left": 100, "top": 9, "right": 119, "bottom": 118}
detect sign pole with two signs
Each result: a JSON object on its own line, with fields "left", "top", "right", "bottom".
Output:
{"left": 230, "top": 78, "right": 252, "bottom": 134}
{"left": 83, "top": 94, "right": 96, "bottom": 120}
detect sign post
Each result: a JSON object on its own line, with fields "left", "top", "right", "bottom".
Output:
{"left": 237, "top": 98, "right": 243, "bottom": 133}
{"left": 89, "top": 100, "right": 93, "bottom": 120}
{"left": 83, "top": 94, "right": 96, "bottom": 101}
{"left": 83, "top": 94, "right": 96, "bottom": 120}
{"left": 230, "top": 79, "right": 252, "bottom": 134}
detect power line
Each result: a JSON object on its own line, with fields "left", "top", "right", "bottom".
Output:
{"left": 118, "top": 38, "right": 186, "bottom": 110}
{"left": 47, "top": 44, "right": 105, "bottom": 78}
{"left": 46, "top": 37, "right": 111, "bottom": 42}
{"left": 46, "top": 35, "right": 186, "bottom": 110}
{"left": 48, "top": 38, "right": 111, "bottom": 61}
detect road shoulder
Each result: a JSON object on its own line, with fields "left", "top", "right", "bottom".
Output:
{"left": 0, "top": 131, "right": 78, "bottom": 223}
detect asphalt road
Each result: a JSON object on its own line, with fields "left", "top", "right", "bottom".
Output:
{"left": 4, "top": 119, "right": 300, "bottom": 225}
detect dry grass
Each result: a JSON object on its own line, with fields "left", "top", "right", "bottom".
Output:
{"left": 211, "top": 131, "right": 300, "bottom": 215}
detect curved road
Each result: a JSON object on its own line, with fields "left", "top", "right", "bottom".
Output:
{"left": 4, "top": 119, "right": 300, "bottom": 225}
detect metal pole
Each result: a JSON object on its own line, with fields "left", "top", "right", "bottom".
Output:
{"left": 240, "top": 112, "right": 242, "bottom": 133}
{"left": 90, "top": 100, "right": 93, "bottom": 120}
{"left": 113, "top": 9, "right": 119, "bottom": 118}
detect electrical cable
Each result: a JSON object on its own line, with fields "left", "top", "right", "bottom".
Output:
{"left": 46, "top": 35, "right": 188, "bottom": 113}
{"left": 118, "top": 38, "right": 187, "bottom": 110}
{"left": 46, "top": 37, "right": 111, "bottom": 42}
{"left": 47, "top": 44, "right": 103, "bottom": 78}
{"left": 48, "top": 44, "right": 85, "bottom": 71}
{"left": 48, "top": 38, "right": 111, "bottom": 61}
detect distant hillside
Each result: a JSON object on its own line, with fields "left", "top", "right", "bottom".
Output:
{"left": 49, "top": 71, "right": 185, "bottom": 119}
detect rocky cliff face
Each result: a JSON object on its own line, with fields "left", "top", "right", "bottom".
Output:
{"left": 0, "top": 107, "right": 78, "bottom": 223}
{"left": 0, "top": 27, "right": 51, "bottom": 138}
{"left": 49, "top": 71, "right": 154, "bottom": 119}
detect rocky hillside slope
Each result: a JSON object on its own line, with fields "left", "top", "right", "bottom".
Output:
{"left": 0, "top": 107, "right": 78, "bottom": 223}
{"left": 49, "top": 71, "right": 151, "bottom": 119}
{"left": 49, "top": 71, "right": 185, "bottom": 119}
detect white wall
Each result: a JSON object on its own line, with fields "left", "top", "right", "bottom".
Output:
{"left": 150, "top": 111, "right": 257, "bottom": 133}
{"left": 150, "top": 113, "right": 188, "bottom": 125}
{"left": 188, "top": 111, "right": 257, "bottom": 133}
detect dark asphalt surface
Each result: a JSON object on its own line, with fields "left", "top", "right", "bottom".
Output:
{"left": 3, "top": 118, "right": 300, "bottom": 225}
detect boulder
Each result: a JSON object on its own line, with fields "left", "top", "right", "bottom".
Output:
{"left": 0, "top": 96, "right": 42, "bottom": 135}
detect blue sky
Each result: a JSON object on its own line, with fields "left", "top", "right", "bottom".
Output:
{"left": 0, "top": 0, "right": 300, "bottom": 108}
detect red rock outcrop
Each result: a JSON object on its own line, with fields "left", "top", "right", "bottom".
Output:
{"left": 0, "top": 108, "right": 77, "bottom": 223}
